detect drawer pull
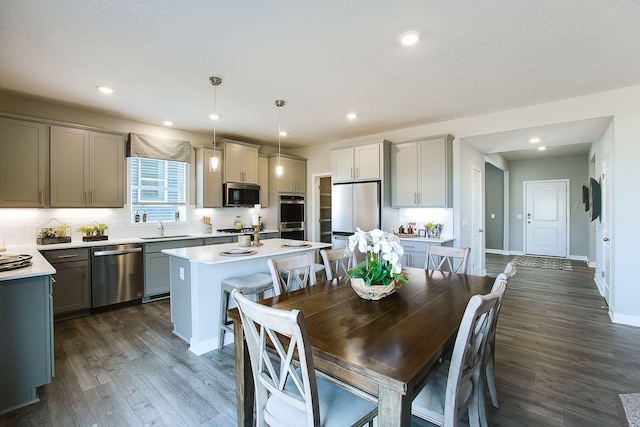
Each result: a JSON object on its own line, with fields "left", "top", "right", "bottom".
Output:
{"left": 56, "top": 254, "right": 78, "bottom": 259}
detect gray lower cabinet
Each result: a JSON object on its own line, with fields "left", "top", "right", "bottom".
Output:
{"left": 401, "top": 240, "right": 453, "bottom": 268}
{"left": 144, "top": 239, "right": 204, "bottom": 300}
{"left": 0, "top": 275, "right": 54, "bottom": 413}
{"left": 42, "top": 248, "right": 90, "bottom": 317}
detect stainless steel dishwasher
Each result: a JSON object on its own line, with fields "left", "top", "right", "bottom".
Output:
{"left": 91, "top": 243, "right": 144, "bottom": 308}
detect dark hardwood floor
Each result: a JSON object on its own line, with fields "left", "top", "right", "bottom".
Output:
{"left": 2, "top": 254, "right": 638, "bottom": 426}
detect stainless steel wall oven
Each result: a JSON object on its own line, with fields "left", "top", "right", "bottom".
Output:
{"left": 279, "top": 194, "right": 305, "bottom": 240}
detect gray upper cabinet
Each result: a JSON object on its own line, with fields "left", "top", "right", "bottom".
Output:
{"left": 224, "top": 141, "right": 259, "bottom": 184}
{"left": 391, "top": 134, "right": 453, "bottom": 207}
{"left": 196, "top": 147, "right": 223, "bottom": 208}
{"left": 50, "top": 126, "right": 124, "bottom": 207}
{"left": 0, "top": 117, "right": 47, "bottom": 207}
{"left": 270, "top": 155, "right": 306, "bottom": 194}
{"left": 331, "top": 142, "right": 382, "bottom": 183}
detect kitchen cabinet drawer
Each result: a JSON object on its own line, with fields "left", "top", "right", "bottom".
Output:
{"left": 204, "top": 236, "right": 236, "bottom": 245}
{"left": 42, "top": 247, "right": 89, "bottom": 263}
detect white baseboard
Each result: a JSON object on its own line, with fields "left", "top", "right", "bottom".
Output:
{"left": 611, "top": 312, "right": 640, "bottom": 327}
{"left": 568, "top": 254, "right": 589, "bottom": 262}
{"left": 593, "top": 275, "right": 604, "bottom": 296}
{"left": 485, "top": 249, "right": 508, "bottom": 255}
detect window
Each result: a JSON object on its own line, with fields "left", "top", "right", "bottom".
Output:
{"left": 130, "top": 157, "right": 188, "bottom": 222}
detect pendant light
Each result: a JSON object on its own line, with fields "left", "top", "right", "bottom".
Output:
{"left": 275, "top": 99, "right": 285, "bottom": 179}
{"left": 209, "top": 76, "right": 222, "bottom": 172}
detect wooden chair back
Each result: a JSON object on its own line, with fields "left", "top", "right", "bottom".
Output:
{"left": 424, "top": 245, "right": 471, "bottom": 274}
{"left": 320, "top": 248, "right": 356, "bottom": 281}
{"left": 268, "top": 253, "right": 316, "bottom": 295}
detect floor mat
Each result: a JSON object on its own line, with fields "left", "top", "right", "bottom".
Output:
{"left": 510, "top": 255, "right": 573, "bottom": 271}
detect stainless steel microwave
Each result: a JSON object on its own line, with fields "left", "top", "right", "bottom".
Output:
{"left": 223, "top": 183, "right": 260, "bottom": 207}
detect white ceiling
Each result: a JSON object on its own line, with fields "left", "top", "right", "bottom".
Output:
{"left": 1, "top": 1, "right": 639, "bottom": 158}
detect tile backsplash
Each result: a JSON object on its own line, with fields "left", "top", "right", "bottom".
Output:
{"left": 0, "top": 205, "right": 275, "bottom": 246}
{"left": 397, "top": 208, "right": 453, "bottom": 237}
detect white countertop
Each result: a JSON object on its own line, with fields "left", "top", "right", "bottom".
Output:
{"left": 162, "top": 238, "right": 331, "bottom": 265}
{"left": 0, "top": 230, "right": 280, "bottom": 281}
{"left": 397, "top": 236, "right": 455, "bottom": 244}
{"left": 0, "top": 246, "right": 56, "bottom": 281}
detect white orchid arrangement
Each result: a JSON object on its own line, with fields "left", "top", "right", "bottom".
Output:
{"left": 345, "top": 228, "right": 409, "bottom": 286}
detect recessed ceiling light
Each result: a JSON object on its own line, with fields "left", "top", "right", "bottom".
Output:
{"left": 163, "top": 120, "right": 173, "bottom": 126}
{"left": 279, "top": 130, "right": 287, "bottom": 137}
{"left": 399, "top": 31, "right": 421, "bottom": 46}
{"left": 537, "top": 146, "right": 546, "bottom": 151}
{"left": 97, "top": 85, "right": 114, "bottom": 94}
{"left": 346, "top": 113, "right": 357, "bottom": 120}
{"left": 528, "top": 137, "right": 541, "bottom": 143}
{"left": 209, "top": 113, "right": 220, "bottom": 120}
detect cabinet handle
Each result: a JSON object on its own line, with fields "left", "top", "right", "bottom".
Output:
{"left": 351, "top": 168, "right": 354, "bottom": 179}
{"left": 57, "top": 254, "right": 78, "bottom": 259}
{"left": 90, "top": 191, "right": 93, "bottom": 206}
{"left": 418, "top": 193, "right": 421, "bottom": 204}
{"left": 356, "top": 167, "right": 359, "bottom": 178}
{"left": 51, "top": 276, "right": 57, "bottom": 283}
{"left": 39, "top": 190, "right": 43, "bottom": 206}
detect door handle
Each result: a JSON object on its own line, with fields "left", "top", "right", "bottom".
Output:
{"left": 603, "top": 237, "right": 610, "bottom": 241}
{"left": 479, "top": 229, "right": 484, "bottom": 233}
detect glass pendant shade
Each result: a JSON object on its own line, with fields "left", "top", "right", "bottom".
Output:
{"left": 275, "top": 99, "right": 285, "bottom": 179}
{"left": 209, "top": 76, "right": 222, "bottom": 172}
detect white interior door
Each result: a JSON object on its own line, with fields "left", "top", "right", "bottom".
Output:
{"left": 471, "top": 166, "right": 483, "bottom": 275}
{"left": 602, "top": 155, "right": 611, "bottom": 305}
{"left": 525, "top": 180, "right": 568, "bottom": 257}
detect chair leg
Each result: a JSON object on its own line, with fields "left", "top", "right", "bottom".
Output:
{"left": 486, "top": 354, "right": 499, "bottom": 408}
{"left": 219, "top": 289, "right": 230, "bottom": 349}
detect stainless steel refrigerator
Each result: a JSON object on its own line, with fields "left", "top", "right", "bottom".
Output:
{"left": 331, "top": 181, "right": 381, "bottom": 249}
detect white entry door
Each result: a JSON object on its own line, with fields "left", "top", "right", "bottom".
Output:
{"left": 525, "top": 180, "right": 568, "bottom": 257}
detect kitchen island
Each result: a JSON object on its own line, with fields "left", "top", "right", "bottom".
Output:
{"left": 162, "top": 238, "right": 331, "bottom": 355}
{"left": 0, "top": 248, "right": 55, "bottom": 414}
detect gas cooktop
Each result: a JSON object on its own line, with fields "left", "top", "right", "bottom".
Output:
{"left": 216, "top": 228, "right": 255, "bottom": 234}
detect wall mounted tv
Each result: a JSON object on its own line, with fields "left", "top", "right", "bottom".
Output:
{"left": 589, "top": 177, "right": 601, "bottom": 222}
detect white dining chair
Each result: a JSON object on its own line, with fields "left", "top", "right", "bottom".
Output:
{"left": 424, "top": 245, "right": 471, "bottom": 274}
{"left": 231, "top": 289, "right": 377, "bottom": 427}
{"left": 482, "top": 263, "right": 516, "bottom": 415}
{"left": 320, "top": 248, "right": 357, "bottom": 281}
{"left": 411, "top": 281, "right": 506, "bottom": 427}
{"left": 268, "top": 253, "right": 316, "bottom": 295}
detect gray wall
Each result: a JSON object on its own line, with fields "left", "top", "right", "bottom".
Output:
{"left": 485, "top": 163, "right": 504, "bottom": 250}
{"left": 509, "top": 154, "right": 590, "bottom": 256}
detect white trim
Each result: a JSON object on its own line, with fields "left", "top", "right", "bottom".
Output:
{"left": 611, "top": 312, "right": 640, "bottom": 327}
{"left": 593, "top": 274, "right": 604, "bottom": 296}
{"left": 311, "top": 172, "right": 331, "bottom": 243}
{"left": 485, "top": 248, "right": 509, "bottom": 255}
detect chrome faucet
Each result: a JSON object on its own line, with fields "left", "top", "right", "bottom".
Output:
{"left": 158, "top": 220, "right": 165, "bottom": 236}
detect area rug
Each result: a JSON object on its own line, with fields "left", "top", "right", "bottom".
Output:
{"left": 618, "top": 393, "right": 640, "bottom": 426}
{"left": 510, "top": 255, "right": 573, "bottom": 271}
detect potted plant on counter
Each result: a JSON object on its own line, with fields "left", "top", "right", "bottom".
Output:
{"left": 79, "top": 222, "right": 109, "bottom": 242}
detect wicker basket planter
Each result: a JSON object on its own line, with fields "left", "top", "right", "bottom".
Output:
{"left": 350, "top": 277, "right": 401, "bottom": 300}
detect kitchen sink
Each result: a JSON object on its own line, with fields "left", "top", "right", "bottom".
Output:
{"left": 140, "top": 235, "right": 192, "bottom": 240}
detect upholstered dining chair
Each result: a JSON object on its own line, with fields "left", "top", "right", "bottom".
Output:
{"left": 268, "top": 253, "right": 316, "bottom": 295}
{"left": 424, "top": 245, "right": 471, "bottom": 274}
{"left": 320, "top": 248, "right": 356, "bottom": 281}
{"left": 411, "top": 281, "right": 506, "bottom": 427}
{"left": 231, "top": 289, "right": 377, "bottom": 427}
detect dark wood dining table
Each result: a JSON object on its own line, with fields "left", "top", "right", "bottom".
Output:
{"left": 228, "top": 267, "right": 494, "bottom": 427}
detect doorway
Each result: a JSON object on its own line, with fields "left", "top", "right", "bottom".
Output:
{"left": 524, "top": 180, "right": 569, "bottom": 257}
